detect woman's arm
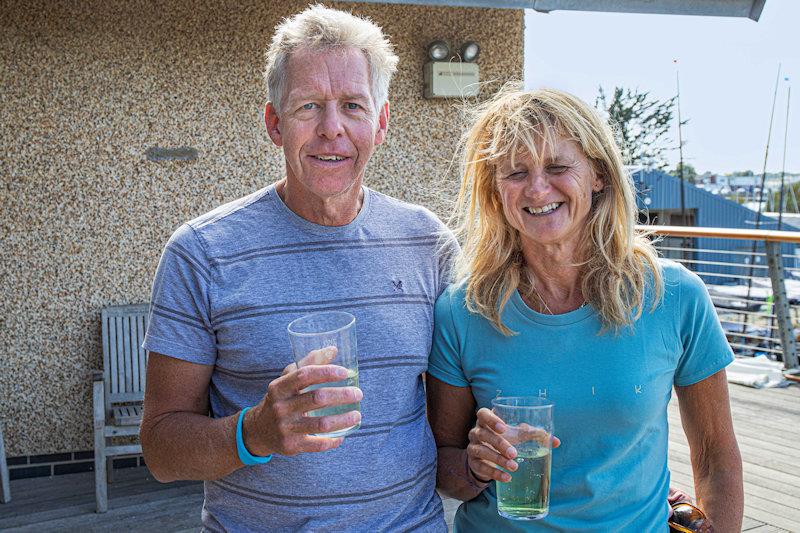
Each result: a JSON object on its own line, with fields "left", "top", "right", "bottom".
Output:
{"left": 675, "top": 369, "right": 743, "bottom": 531}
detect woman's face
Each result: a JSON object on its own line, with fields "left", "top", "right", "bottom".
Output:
{"left": 494, "top": 135, "right": 604, "bottom": 253}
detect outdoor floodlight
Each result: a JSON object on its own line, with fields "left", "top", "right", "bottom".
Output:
{"left": 459, "top": 41, "right": 480, "bottom": 62}
{"left": 427, "top": 40, "right": 450, "bottom": 61}
{"left": 423, "top": 39, "right": 481, "bottom": 99}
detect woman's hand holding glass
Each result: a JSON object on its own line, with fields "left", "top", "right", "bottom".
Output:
{"left": 467, "top": 407, "right": 561, "bottom": 483}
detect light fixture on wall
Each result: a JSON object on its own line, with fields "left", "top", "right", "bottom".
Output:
{"left": 459, "top": 41, "right": 480, "bottom": 62}
{"left": 427, "top": 40, "right": 450, "bottom": 61}
{"left": 423, "top": 39, "right": 480, "bottom": 99}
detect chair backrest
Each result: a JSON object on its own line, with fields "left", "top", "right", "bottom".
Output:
{"left": 101, "top": 304, "right": 150, "bottom": 412}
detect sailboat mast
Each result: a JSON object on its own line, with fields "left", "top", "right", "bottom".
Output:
{"left": 778, "top": 84, "right": 792, "bottom": 230}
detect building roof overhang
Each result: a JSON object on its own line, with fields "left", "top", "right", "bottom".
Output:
{"left": 351, "top": 0, "right": 766, "bottom": 21}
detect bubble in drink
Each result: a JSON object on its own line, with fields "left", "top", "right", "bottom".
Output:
{"left": 304, "top": 369, "right": 360, "bottom": 437}
{"left": 496, "top": 447, "right": 551, "bottom": 520}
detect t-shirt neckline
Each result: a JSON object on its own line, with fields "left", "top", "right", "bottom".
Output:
{"left": 510, "top": 289, "right": 596, "bottom": 326}
{"left": 265, "top": 182, "right": 372, "bottom": 236}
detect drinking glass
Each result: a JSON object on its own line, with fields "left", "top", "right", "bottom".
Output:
{"left": 492, "top": 396, "right": 554, "bottom": 520}
{"left": 287, "top": 311, "right": 360, "bottom": 438}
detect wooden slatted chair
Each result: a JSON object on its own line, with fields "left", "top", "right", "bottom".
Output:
{"left": 93, "top": 303, "right": 149, "bottom": 513}
{"left": 0, "top": 421, "right": 10, "bottom": 503}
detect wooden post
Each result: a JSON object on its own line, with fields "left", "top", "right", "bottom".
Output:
{"left": 93, "top": 372, "right": 108, "bottom": 513}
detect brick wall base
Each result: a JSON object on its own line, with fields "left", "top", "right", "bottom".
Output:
{"left": 7, "top": 451, "right": 146, "bottom": 480}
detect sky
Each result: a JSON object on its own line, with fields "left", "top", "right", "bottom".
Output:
{"left": 524, "top": 0, "right": 798, "bottom": 176}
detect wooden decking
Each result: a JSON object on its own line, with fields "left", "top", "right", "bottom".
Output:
{"left": 668, "top": 381, "right": 800, "bottom": 532}
{"left": 0, "top": 383, "right": 798, "bottom": 531}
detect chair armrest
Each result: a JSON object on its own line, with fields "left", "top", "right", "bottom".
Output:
{"left": 92, "top": 370, "right": 103, "bottom": 382}
{"left": 92, "top": 374, "right": 106, "bottom": 430}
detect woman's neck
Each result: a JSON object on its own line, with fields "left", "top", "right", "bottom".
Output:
{"left": 519, "top": 243, "right": 585, "bottom": 315}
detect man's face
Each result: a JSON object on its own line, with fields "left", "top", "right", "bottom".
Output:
{"left": 265, "top": 47, "right": 388, "bottom": 203}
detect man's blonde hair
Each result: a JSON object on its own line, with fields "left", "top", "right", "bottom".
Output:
{"left": 264, "top": 4, "right": 398, "bottom": 114}
{"left": 454, "top": 85, "right": 663, "bottom": 335}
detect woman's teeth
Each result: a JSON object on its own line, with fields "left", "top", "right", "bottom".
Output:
{"left": 524, "top": 202, "right": 561, "bottom": 215}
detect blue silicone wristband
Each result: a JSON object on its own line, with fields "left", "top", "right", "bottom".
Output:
{"left": 236, "top": 407, "right": 273, "bottom": 466}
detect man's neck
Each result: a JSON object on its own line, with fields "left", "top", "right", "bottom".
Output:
{"left": 275, "top": 179, "right": 364, "bottom": 227}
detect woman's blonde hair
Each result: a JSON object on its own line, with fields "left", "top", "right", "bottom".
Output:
{"left": 453, "top": 85, "right": 663, "bottom": 335}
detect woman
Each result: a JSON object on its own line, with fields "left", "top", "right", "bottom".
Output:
{"left": 427, "top": 87, "right": 743, "bottom": 531}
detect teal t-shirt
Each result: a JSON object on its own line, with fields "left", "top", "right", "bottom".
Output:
{"left": 428, "top": 260, "right": 733, "bottom": 532}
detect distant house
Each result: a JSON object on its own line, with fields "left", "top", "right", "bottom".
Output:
{"left": 633, "top": 170, "right": 800, "bottom": 284}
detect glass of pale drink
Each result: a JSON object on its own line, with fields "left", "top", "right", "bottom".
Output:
{"left": 492, "top": 396, "right": 554, "bottom": 521}
{"left": 287, "top": 311, "right": 360, "bottom": 438}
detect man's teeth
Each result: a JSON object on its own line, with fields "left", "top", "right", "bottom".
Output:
{"left": 525, "top": 202, "right": 561, "bottom": 215}
{"left": 315, "top": 155, "right": 345, "bottom": 161}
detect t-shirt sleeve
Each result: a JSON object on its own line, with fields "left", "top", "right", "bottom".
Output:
{"left": 674, "top": 266, "right": 734, "bottom": 387}
{"left": 428, "top": 288, "right": 470, "bottom": 387}
{"left": 435, "top": 229, "right": 461, "bottom": 298}
{"left": 142, "top": 224, "right": 217, "bottom": 365}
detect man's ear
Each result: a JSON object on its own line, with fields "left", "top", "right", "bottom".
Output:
{"left": 265, "top": 102, "right": 283, "bottom": 147}
{"left": 373, "top": 101, "right": 390, "bottom": 146}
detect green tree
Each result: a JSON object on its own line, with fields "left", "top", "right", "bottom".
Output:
{"left": 771, "top": 181, "right": 800, "bottom": 214}
{"left": 596, "top": 86, "right": 677, "bottom": 170}
{"left": 670, "top": 162, "right": 698, "bottom": 184}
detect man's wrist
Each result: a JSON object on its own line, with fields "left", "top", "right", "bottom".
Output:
{"left": 239, "top": 406, "right": 273, "bottom": 462}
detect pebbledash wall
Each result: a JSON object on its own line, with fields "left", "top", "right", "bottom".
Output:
{"left": 0, "top": 0, "right": 523, "bottom": 465}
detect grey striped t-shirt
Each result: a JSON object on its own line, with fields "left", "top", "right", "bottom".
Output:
{"left": 143, "top": 183, "right": 454, "bottom": 532}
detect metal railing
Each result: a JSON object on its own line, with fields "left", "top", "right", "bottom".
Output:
{"left": 637, "top": 225, "right": 800, "bottom": 369}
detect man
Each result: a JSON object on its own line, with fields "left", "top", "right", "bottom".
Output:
{"left": 140, "top": 5, "right": 452, "bottom": 531}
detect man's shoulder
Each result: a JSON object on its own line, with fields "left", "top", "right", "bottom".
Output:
{"left": 162, "top": 186, "right": 276, "bottom": 260}
{"left": 187, "top": 187, "right": 272, "bottom": 232}
{"left": 367, "top": 188, "right": 447, "bottom": 232}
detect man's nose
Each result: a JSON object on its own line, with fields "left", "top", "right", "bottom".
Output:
{"left": 317, "top": 104, "right": 345, "bottom": 139}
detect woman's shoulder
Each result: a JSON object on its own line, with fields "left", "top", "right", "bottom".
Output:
{"left": 657, "top": 258, "right": 708, "bottom": 299}
{"left": 437, "top": 279, "right": 469, "bottom": 308}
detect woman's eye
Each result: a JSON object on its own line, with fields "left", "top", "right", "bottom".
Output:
{"left": 506, "top": 171, "right": 527, "bottom": 180}
{"left": 547, "top": 165, "right": 568, "bottom": 174}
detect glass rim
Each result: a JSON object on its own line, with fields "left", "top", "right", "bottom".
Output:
{"left": 287, "top": 311, "right": 356, "bottom": 337}
{"left": 492, "top": 396, "right": 554, "bottom": 409}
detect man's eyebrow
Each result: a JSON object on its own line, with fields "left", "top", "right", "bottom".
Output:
{"left": 286, "top": 91, "right": 371, "bottom": 103}
{"left": 342, "top": 93, "right": 370, "bottom": 101}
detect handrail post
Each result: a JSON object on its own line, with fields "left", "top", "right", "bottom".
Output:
{"left": 765, "top": 241, "right": 798, "bottom": 368}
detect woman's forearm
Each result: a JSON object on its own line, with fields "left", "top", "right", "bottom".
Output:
{"left": 436, "top": 446, "right": 489, "bottom": 501}
{"left": 693, "top": 445, "right": 744, "bottom": 532}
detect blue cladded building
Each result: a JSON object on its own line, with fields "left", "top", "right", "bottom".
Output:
{"left": 633, "top": 169, "right": 800, "bottom": 285}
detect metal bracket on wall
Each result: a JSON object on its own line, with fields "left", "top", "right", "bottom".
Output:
{"left": 144, "top": 147, "right": 198, "bottom": 162}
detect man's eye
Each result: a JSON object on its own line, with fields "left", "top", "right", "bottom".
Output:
{"left": 302, "top": 103, "right": 316, "bottom": 110}
{"left": 345, "top": 102, "right": 361, "bottom": 110}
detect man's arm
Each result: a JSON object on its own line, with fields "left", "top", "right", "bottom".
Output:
{"left": 140, "top": 353, "right": 239, "bottom": 482}
{"left": 675, "top": 369, "right": 743, "bottom": 531}
{"left": 140, "top": 352, "right": 363, "bottom": 483}
{"left": 427, "top": 375, "right": 496, "bottom": 501}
